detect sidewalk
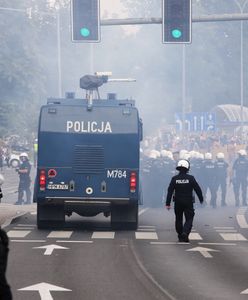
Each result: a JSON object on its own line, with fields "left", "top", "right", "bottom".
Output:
{"left": 0, "top": 203, "right": 36, "bottom": 228}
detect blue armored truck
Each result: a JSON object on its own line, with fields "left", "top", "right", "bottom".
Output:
{"left": 34, "top": 75, "right": 143, "bottom": 229}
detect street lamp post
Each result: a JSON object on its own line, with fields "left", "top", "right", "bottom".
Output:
{"left": 234, "top": 0, "right": 248, "bottom": 135}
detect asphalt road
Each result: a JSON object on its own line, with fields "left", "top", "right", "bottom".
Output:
{"left": 2, "top": 167, "right": 248, "bottom": 299}
{"left": 3, "top": 204, "right": 248, "bottom": 300}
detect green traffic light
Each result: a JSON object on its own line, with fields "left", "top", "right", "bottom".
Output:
{"left": 80, "top": 27, "right": 90, "bottom": 37}
{"left": 171, "top": 29, "right": 182, "bottom": 39}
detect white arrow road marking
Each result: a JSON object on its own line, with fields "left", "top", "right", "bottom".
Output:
{"left": 19, "top": 282, "right": 71, "bottom": 300}
{"left": 33, "top": 244, "right": 69, "bottom": 255}
{"left": 186, "top": 247, "right": 220, "bottom": 258}
{"left": 241, "top": 288, "right": 248, "bottom": 294}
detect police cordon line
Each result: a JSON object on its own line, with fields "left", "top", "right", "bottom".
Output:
{"left": 141, "top": 148, "right": 248, "bottom": 208}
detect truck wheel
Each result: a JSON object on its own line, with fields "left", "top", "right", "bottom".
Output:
{"left": 111, "top": 203, "right": 138, "bottom": 230}
{"left": 37, "top": 203, "right": 65, "bottom": 229}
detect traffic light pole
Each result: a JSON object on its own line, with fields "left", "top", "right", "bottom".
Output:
{"left": 101, "top": 13, "right": 248, "bottom": 26}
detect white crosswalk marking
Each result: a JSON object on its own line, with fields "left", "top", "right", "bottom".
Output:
{"left": 220, "top": 233, "right": 247, "bottom": 241}
{"left": 135, "top": 232, "right": 158, "bottom": 240}
{"left": 7, "top": 230, "right": 31, "bottom": 238}
{"left": 91, "top": 232, "right": 115, "bottom": 239}
{"left": 189, "top": 233, "right": 203, "bottom": 240}
{"left": 47, "top": 231, "right": 73, "bottom": 238}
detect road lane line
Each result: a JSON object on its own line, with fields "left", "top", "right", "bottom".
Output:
{"left": 11, "top": 240, "right": 46, "bottom": 243}
{"left": 138, "top": 228, "right": 155, "bottom": 232}
{"left": 13, "top": 227, "right": 35, "bottom": 230}
{"left": 216, "top": 229, "right": 237, "bottom": 233}
{"left": 135, "top": 232, "right": 158, "bottom": 240}
{"left": 130, "top": 241, "right": 177, "bottom": 300}
{"left": 138, "top": 208, "right": 149, "bottom": 216}
{"left": 189, "top": 232, "right": 203, "bottom": 240}
{"left": 56, "top": 240, "right": 93, "bottom": 243}
{"left": 91, "top": 232, "right": 115, "bottom": 239}
{"left": 150, "top": 242, "right": 188, "bottom": 245}
{"left": 214, "top": 226, "right": 234, "bottom": 229}
{"left": 220, "top": 233, "right": 247, "bottom": 241}
{"left": 47, "top": 231, "right": 73, "bottom": 238}
{"left": 138, "top": 225, "right": 156, "bottom": 228}
{"left": 199, "top": 242, "right": 236, "bottom": 246}
{"left": 236, "top": 214, "right": 248, "bottom": 229}
{"left": 7, "top": 230, "right": 31, "bottom": 238}
{"left": 17, "top": 224, "right": 36, "bottom": 227}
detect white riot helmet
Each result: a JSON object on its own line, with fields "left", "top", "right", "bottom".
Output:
{"left": 205, "top": 152, "right": 212, "bottom": 160}
{"left": 160, "top": 150, "right": 168, "bottom": 157}
{"left": 149, "top": 152, "right": 157, "bottom": 159}
{"left": 20, "top": 152, "right": 29, "bottom": 159}
{"left": 176, "top": 159, "right": 190, "bottom": 171}
{"left": 167, "top": 151, "right": 173, "bottom": 160}
{"left": 216, "top": 152, "right": 225, "bottom": 160}
{"left": 179, "top": 150, "right": 188, "bottom": 159}
{"left": 238, "top": 149, "right": 247, "bottom": 156}
{"left": 0, "top": 174, "right": 4, "bottom": 185}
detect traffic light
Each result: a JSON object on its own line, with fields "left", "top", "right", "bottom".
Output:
{"left": 162, "top": 0, "right": 192, "bottom": 44}
{"left": 71, "top": 0, "right": 100, "bottom": 42}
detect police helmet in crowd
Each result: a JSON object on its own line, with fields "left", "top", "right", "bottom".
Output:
{"left": 20, "top": 152, "right": 29, "bottom": 160}
{"left": 238, "top": 149, "right": 247, "bottom": 156}
{"left": 216, "top": 152, "right": 225, "bottom": 160}
{"left": 148, "top": 151, "right": 157, "bottom": 159}
{"left": 161, "top": 150, "right": 173, "bottom": 160}
{"left": 0, "top": 174, "right": 4, "bottom": 185}
{"left": 205, "top": 152, "right": 212, "bottom": 160}
{"left": 176, "top": 159, "right": 190, "bottom": 171}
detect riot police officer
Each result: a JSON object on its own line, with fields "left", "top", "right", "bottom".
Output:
{"left": 15, "top": 152, "right": 32, "bottom": 205}
{"left": 202, "top": 152, "right": 217, "bottom": 208}
{"left": 215, "top": 152, "right": 229, "bottom": 207}
{"left": 232, "top": 149, "right": 248, "bottom": 207}
{"left": 0, "top": 228, "right": 12, "bottom": 299}
{"left": 165, "top": 159, "right": 203, "bottom": 242}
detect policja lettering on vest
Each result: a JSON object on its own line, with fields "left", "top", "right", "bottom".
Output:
{"left": 165, "top": 159, "right": 204, "bottom": 243}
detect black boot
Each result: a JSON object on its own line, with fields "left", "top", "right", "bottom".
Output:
{"left": 181, "top": 233, "right": 189, "bottom": 242}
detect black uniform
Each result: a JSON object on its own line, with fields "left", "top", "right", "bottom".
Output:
{"left": 16, "top": 159, "right": 32, "bottom": 205}
{"left": 232, "top": 156, "right": 248, "bottom": 206}
{"left": 0, "top": 187, "right": 2, "bottom": 201}
{"left": 202, "top": 159, "right": 217, "bottom": 208}
{"left": 215, "top": 159, "right": 228, "bottom": 206}
{"left": 166, "top": 171, "right": 203, "bottom": 242}
{"left": 0, "top": 228, "right": 12, "bottom": 299}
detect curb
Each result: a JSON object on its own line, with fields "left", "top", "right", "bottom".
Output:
{"left": 1, "top": 211, "right": 29, "bottom": 229}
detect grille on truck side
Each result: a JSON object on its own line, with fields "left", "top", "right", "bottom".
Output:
{"left": 73, "top": 145, "right": 104, "bottom": 174}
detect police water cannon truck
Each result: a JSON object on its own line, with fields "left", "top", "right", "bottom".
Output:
{"left": 34, "top": 74, "right": 143, "bottom": 229}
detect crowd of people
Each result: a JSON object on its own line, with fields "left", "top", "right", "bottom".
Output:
{"left": 141, "top": 131, "right": 248, "bottom": 208}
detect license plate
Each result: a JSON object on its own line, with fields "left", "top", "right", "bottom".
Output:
{"left": 47, "top": 184, "right": 69, "bottom": 190}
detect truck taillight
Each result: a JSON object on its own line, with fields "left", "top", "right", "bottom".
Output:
{"left": 39, "top": 170, "right": 46, "bottom": 191}
{"left": 130, "top": 172, "right": 137, "bottom": 193}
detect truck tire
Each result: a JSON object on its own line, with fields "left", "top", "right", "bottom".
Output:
{"left": 111, "top": 203, "right": 138, "bottom": 230}
{"left": 37, "top": 202, "right": 65, "bottom": 229}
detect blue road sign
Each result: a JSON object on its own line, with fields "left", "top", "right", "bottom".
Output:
{"left": 175, "top": 112, "right": 216, "bottom": 132}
